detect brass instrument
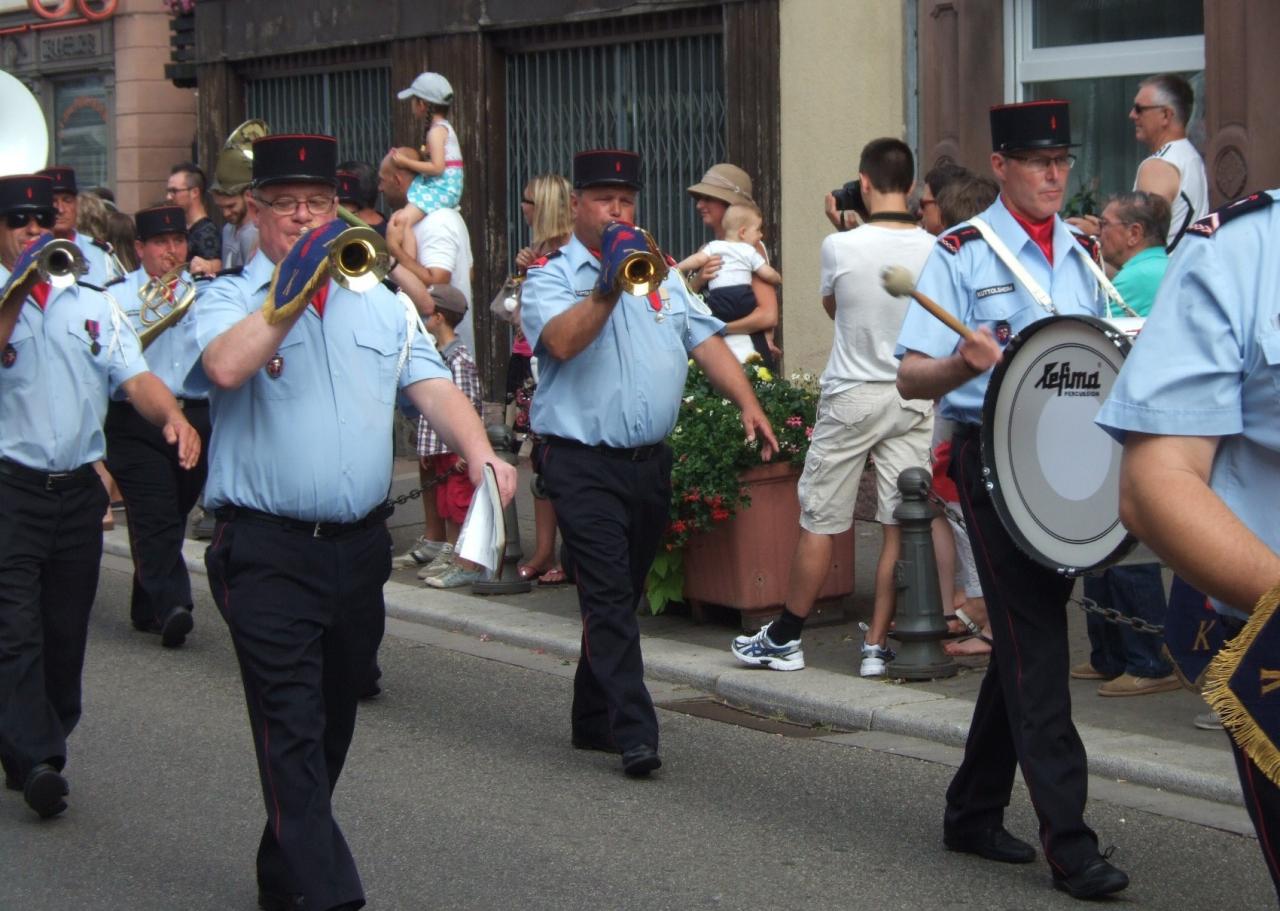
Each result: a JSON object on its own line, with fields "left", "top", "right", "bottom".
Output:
{"left": 612, "top": 227, "right": 668, "bottom": 296}
{"left": 38, "top": 239, "right": 88, "bottom": 289}
{"left": 137, "top": 264, "right": 198, "bottom": 350}
{"left": 327, "top": 224, "right": 390, "bottom": 292}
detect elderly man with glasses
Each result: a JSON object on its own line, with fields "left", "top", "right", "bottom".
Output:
{"left": 896, "top": 100, "right": 1129, "bottom": 901}
{"left": 166, "top": 161, "right": 222, "bottom": 275}
{"left": 35, "top": 165, "right": 113, "bottom": 286}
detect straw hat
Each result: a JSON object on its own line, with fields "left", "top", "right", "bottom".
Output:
{"left": 687, "top": 163, "right": 754, "bottom": 207}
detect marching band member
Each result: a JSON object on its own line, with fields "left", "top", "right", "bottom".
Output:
{"left": 895, "top": 101, "right": 1128, "bottom": 899}
{"left": 0, "top": 175, "right": 199, "bottom": 820}
{"left": 192, "top": 133, "right": 515, "bottom": 911}
{"left": 104, "top": 205, "right": 211, "bottom": 647}
{"left": 36, "top": 165, "right": 114, "bottom": 286}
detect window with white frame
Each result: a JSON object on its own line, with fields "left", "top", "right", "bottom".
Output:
{"left": 1005, "top": 0, "right": 1204, "bottom": 216}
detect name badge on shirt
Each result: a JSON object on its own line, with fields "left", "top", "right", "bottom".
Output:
{"left": 976, "top": 283, "right": 1015, "bottom": 299}
{"left": 574, "top": 287, "right": 593, "bottom": 298}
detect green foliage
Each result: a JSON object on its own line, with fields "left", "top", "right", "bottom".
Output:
{"left": 644, "top": 359, "right": 819, "bottom": 614}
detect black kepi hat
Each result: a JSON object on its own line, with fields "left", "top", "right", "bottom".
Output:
{"left": 135, "top": 205, "right": 187, "bottom": 242}
{"left": 251, "top": 134, "right": 338, "bottom": 189}
{"left": 36, "top": 165, "right": 76, "bottom": 195}
{"left": 336, "top": 171, "right": 359, "bottom": 204}
{"left": 573, "top": 149, "right": 642, "bottom": 190}
{"left": 990, "top": 100, "right": 1076, "bottom": 153}
{"left": 0, "top": 174, "right": 54, "bottom": 216}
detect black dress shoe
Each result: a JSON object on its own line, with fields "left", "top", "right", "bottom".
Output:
{"left": 944, "top": 825, "right": 1036, "bottom": 864}
{"left": 571, "top": 731, "right": 619, "bottom": 754}
{"left": 1053, "top": 854, "right": 1129, "bottom": 899}
{"left": 4, "top": 771, "right": 21, "bottom": 792}
{"left": 23, "top": 763, "right": 69, "bottom": 819}
{"left": 132, "top": 618, "right": 161, "bottom": 635}
{"left": 160, "top": 606, "right": 193, "bottom": 648}
{"left": 257, "top": 889, "right": 304, "bottom": 911}
{"left": 621, "top": 744, "right": 661, "bottom": 777}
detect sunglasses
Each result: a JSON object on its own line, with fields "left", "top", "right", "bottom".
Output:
{"left": 1131, "top": 103, "right": 1168, "bottom": 115}
{"left": 5, "top": 210, "right": 55, "bottom": 229}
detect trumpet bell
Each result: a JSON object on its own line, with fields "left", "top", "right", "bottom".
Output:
{"left": 329, "top": 226, "right": 390, "bottom": 292}
{"left": 38, "top": 239, "right": 87, "bottom": 289}
{"left": 137, "top": 264, "right": 197, "bottom": 350}
{"left": 617, "top": 250, "right": 668, "bottom": 296}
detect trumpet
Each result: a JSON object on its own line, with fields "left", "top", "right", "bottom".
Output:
{"left": 38, "top": 239, "right": 87, "bottom": 289}
{"left": 260, "top": 216, "right": 392, "bottom": 325}
{"left": 607, "top": 225, "right": 669, "bottom": 296}
{"left": 137, "top": 263, "right": 198, "bottom": 350}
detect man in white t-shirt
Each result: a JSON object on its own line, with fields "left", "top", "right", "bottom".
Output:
{"left": 731, "top": 138, "right": 937, "bottom": 677}
{"left": 1129, "top": 73, "right": 1208, "bottom": 251}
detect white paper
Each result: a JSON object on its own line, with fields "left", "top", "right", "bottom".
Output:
{"left": 454, "top": 463, "right": 506, "bottom": 576}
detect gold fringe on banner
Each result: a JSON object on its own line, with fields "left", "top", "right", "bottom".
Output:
{"left": 1203, "top": 580, "right": 1280, "bottom": 788}
{"left": 0, "top": 258, "right": 41, "bottom": 313}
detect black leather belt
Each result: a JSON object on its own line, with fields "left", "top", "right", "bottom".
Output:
{"left": 178, "top": 398, "right": 208, "bottom": 409}
{"left": 214, "top": 503, "right": 394, "bottom": 539}
{"left": 544, "top": 435, "right": 665, "bottom": 462}
{"left": 0, "top": 458, "right": 98, "bottom": 491}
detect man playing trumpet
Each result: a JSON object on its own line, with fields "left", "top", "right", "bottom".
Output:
{"left": 192, "top": 134, "right": 516, "bottom": 911}
{"left": 0, "top": 175, "right": 199, "bottom": 821}
{"left": 104, "top": 205, "right": 211, "bottom": 647}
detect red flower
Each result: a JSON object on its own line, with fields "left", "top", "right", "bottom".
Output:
{"left": 669, "top": 520, "right": 687, "bottom": 534}
{"left": 683, "top": 488, "right": 702, "bottom": 503}
{"left": 704, "top": 494, "right": 722, "bottom": 509}
{"left": 711, "top": 507, "right": 730, "bottom": 522}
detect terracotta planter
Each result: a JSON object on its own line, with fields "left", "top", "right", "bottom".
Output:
{"left": 682, "top": 461, "right": 855, "bottom": 630}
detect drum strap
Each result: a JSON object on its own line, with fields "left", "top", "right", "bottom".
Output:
{"left": 968, "top": 216, "right": 1134, "bottom": 318}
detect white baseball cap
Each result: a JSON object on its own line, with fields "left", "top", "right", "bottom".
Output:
{"left": 397, "top": 72, "right": 454, "bottom": 105}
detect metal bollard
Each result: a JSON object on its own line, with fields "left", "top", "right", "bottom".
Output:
{"left": 471, "top": 423, "right": 533, "bottom": 595}
{"left": 886, "top": 466, "right": 957, "bottom": 679}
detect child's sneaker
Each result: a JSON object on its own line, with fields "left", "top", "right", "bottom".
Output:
{"left": 417, "top": 542, "right": 455, "bottom": 581}
{"left": 425, "top": 563, "right": 483, "bottom": 589}
{"left": 396, "top": 536, "right": 446, "bottom": 569}
{"left": 730, "top": 622, "right": 805, "bottom": 671}
{"left": 860, "top": 641, "right": 896, "bottom": 678}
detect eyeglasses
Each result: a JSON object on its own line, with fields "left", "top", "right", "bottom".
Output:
{"left": 1131, "top": 103, "right": 1168, "bottom": 115}
{"left": 1097, "top": 217, "right": 1134, "bottom": 230}
{"left": 252, "top": 193, "right": 337, "bottom": 216}
{"left": 1005, "top": 153, "right": 1077, "bottom": 173}
{"left": 165, "top": 185, "right": 194, "bottom": 197}
{"left": 5, "top": 210, "right": 55, "bottom": 229}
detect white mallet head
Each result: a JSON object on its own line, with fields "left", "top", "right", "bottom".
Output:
{"left": 881, "top": 265, "right": 916, "bottom": 298}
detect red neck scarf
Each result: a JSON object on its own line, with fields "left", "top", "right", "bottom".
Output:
{"left": 310, "top": 283, "right": 330, "bottom": 317}
{"left": 30, "top": 281, "right": 51, "bottom": 310}
{"left": 1004, "top": 197, "right": 1056, "bottom": 266}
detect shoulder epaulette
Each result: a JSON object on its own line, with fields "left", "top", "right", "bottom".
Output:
{"left": 938, "top": 225, "right": 982, "bottom": 255}
{"left": 528, "top": 250, "right": 561, "bottom": 269}
{"left": 1074, "top": 232, "right": 1100, "bottom": 261}
{"left": 76, "top": 280, "right": 106, "bottom": 292}
{"left": 213, "top": 266, "right": 244, "bottom": 278}
{"left": 1186, "top": 191, "right": 1273, "bottom": 238}
{"left": 103, "top": 276, "right": 126, "bottom": 288}
{"left": 89, "top": 238, "right": 110, "bottom": 253}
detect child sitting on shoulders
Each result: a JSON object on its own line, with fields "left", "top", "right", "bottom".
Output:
{"left": 389, "top": 71, "right": 464, "bottom": 262}
{"left": 678, "top": 203, "right": 782, "bottom": 365}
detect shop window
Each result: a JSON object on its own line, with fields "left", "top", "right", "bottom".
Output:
{"left": 1009, "top": 0, "right": 1204, "bottom": 215}
{"left": 53, "top": 75, "right": 109, "bottom": 189}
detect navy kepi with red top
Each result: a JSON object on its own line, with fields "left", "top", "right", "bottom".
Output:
{"left": 135, "top": 205, "right": 186, "bottom": 241}
{"left": 990, "top": 100, "right": 1076, "bottom": 152}
{"left": 36, "top": 166, "right": 76, "bottom": 194}
{"left": 0, "top": 174, "right": 54, "bottom": 215}
{"left": 573, "top": 149, "right": 641, "bottom": 190}
{"left": 251, "top": 134, "right": 338, "bottom": 189}
{"left": 336, "top": 170, "right": 359, "bottom": 204}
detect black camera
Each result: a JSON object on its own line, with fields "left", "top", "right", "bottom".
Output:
{"left": 831, "top": 179, "right": 867, "bottom": 218}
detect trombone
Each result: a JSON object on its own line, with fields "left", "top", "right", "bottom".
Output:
{"left": 137, "top": 263, "right": 199, "bottom": 350}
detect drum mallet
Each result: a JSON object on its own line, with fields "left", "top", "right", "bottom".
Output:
{"left": 881, "top": 266, "right": 973, "bottom": 340}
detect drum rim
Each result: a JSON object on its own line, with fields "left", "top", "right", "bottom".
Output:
{"left": 980, "top": 314, "right": 1138, "bottom": 576}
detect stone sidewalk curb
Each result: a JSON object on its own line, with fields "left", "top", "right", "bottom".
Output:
{"left": 102, "top": 531, "right": 1243, "bottom": 807}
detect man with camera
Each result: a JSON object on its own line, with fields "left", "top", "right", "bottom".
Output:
{"left": 520, "top": 149, "right": 776, "bottom": 779}
{"left": 732, "top": 138, "right": 935, "bottom": 677}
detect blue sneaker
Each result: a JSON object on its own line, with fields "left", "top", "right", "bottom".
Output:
{"left": 731, "top": 622, "right": 805, "bottom": 671}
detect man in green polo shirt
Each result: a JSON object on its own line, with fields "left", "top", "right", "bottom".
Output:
{"left": 1098, "top": 191, "right": 1171, "bottom": 317}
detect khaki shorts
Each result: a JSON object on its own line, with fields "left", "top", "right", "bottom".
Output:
{"left": 798, "top": 382, "right": 933, "bottom": 534}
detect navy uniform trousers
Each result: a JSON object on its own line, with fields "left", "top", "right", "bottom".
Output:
{"left": 539, "top": 439, "right": 671, "bottom": 752}
{"left": 205, "top": 511, "right": 390, "bottom": 911}
{"left": 946, "top": 429, "right": 1100, "bottom": 875}
{"left": 0, "top": 463, "right": 106, "bottom": 787}
{"left": 104, "top": 399, "right": 210, "bottom": 628}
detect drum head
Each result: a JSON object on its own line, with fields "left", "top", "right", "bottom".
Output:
{"left": 981, "top": 315, "right": 1137, "bottom": 574}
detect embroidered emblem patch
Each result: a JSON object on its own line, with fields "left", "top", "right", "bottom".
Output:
{"left": 994, "top": 321, "right": 1013, "bottom": 344}
{"left": 266, "top": 354, "right": 284, "bottom": 379}
{"left": 1, "top": 344, "right": 15, "bottom": 368}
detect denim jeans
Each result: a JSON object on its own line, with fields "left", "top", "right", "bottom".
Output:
{"left": 1083, "top": 563, "right": 1172, "bottom": 678}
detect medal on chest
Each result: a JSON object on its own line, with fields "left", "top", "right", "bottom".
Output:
{"left": 646, "top": 287, "right": 670, "bottom": 324}
{"left": 266, "top": 353, "right": 284, "bottom": 379}
{"left": 1, "top": 344, "right": 15, "bottom": 368}
{"left": 84, "top": 319, "right": 101, "bottom": 356}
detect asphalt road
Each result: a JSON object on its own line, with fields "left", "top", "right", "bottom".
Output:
{"left": 1, "top": 557, "right": 1273, "bottom": 911}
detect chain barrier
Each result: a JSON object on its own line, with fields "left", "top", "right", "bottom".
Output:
{"left": 918, "top": 481, "right": 1164, "bottom": 635}
{"left": 382, "top": 465, "right": 465, "bottom": 509}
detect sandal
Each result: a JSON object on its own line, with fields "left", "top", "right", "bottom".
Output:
{"left": 945, "top": 635, "right": 993, "bottom": 657}
{"left": 538, "top": 567, "right": 568, "bottom": 586}
{"left": 517, "top": 564, "right": 547, "bottom": 582}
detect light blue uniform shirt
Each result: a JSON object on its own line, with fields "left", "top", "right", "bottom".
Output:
{"left": 895, "top": 195, "right": 1108, "bottom": 424}
{"left": 1097, "top": 190, "right": 1280, "bottom": 619}
{"left": 0, "top": 279, "right": 146, "bottom": 470}
{"left": 110, "top": 267, "right": 205, "bottom": 400}
{"left": 191, "top": 250, "right": 451, "bottom": 523}
{"left": 519, "top": 234, "right": 724, "bottom": 447}
{"left": 69, "top": 231, "right": 113, "bottom": 287}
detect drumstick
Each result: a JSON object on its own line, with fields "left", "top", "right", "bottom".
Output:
{"left": 881, "top": 266, "right": 973, "bottom": 340}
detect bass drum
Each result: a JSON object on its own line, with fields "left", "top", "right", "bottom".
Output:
{"left": 980, "top": 314, "right": 1138, "bottom": 575}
